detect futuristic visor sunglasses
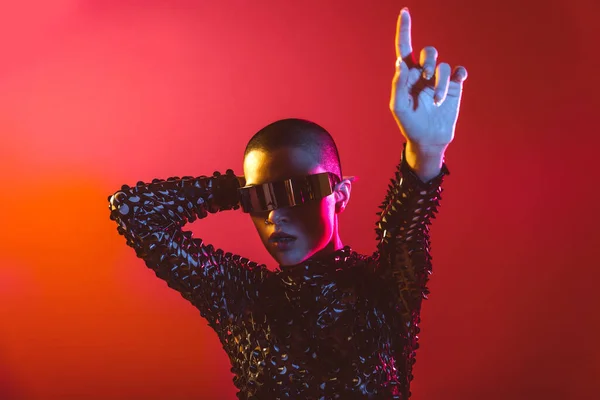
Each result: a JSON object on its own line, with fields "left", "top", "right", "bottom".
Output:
{"left": 237, "top": 172, "right": 342, "bottom": 213}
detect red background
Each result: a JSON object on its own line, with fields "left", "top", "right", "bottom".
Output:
{"left": 0, "top": 0, "right": 598, "bottom": 399}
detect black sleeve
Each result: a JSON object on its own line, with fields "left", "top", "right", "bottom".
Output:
{"left": 373, "top": 143, "right": 449, "bottom": 322}
{"left": 108, "top": 169, "right": 271, "bottom": 331}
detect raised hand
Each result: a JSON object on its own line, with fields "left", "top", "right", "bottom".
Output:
{"left": 390, "top": 8, "right": 468, "bottom": 153}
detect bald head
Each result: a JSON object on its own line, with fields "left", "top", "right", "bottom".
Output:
{"left": 243, "top": 118, "right": 342, "bottom": 181}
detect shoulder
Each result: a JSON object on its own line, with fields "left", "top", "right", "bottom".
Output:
{"left": 335, "top": 249, "right": 382, "bottom": 289}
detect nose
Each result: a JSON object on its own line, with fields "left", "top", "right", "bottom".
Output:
{"left": 266, "top": 209, "right": 290, "bottom": 225}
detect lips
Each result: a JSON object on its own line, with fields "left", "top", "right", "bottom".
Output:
{"left": 269, "top": 231, "right": 297, "bottom": 243}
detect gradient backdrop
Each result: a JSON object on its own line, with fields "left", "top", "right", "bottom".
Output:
{"left": 0, "top": 0, "right": 598, "bottom": 399}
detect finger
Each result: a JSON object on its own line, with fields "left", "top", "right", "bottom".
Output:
{"left": 419, "top": 46, "right": 438, "bottom": 80}
{"left": 434, "top": 63, "right": 451, "bottom": 105}
{"left": 447, "top": 66, "right": 468, "bottom": 98}
{"left": 395, "top": 8, "right": 413, "bottom": 59}
{"left": 391, "top": 61, "right": 420, "bottom": 112}
{"left": 406, "top": 66, "right": 421, "bottom": 92}
{"left": 391, "top": 60, "right": 411, "bottom": 109}
{"left": 447, "top": 80, "right": 463, "bottom": 98}
{"left": 395, "top": 59, "right": 410, "bottom": 87}
{"left": 451, "top": 65, "right": 468, "bottom": 83}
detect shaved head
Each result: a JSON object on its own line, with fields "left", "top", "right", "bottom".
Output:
{"left": 243, "top": 118, "right": 342, "bottom": 180}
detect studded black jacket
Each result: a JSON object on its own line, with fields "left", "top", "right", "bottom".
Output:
{"left": 108, "top": 144, "right": 449, "bottom": 399}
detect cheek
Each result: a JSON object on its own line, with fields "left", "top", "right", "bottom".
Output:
{"left": 298, "top": 198, "right": 336, "bottom": 244}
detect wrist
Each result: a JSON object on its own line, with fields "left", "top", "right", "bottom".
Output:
{"left": 405, "top": 140, "right": 447, "bottom": 158}
{"left": 403, "top": 141, "right": 446, "bottom": 183}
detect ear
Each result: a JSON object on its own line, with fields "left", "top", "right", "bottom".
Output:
{"left": 333, "top": 177, "right": 353, "bottom": 213}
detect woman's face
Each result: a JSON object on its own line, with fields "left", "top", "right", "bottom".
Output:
{"left": 243, "top": 147, "right": 345, "bottom": 266}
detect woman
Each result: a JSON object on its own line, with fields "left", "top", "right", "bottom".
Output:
{"left": 108, "top": 8, "right": 467, "bottom": 399}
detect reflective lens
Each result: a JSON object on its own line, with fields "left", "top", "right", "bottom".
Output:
{"left": 238, "top": 172, "right": 340, "bottom": 213}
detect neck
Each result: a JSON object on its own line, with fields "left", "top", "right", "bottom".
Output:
{"left": 311, "top": 220, "right": 344, "bottom": 261}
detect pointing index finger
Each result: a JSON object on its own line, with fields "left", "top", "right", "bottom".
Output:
{"left": 396, "top": 8, "right": 413, "bottom": 59}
